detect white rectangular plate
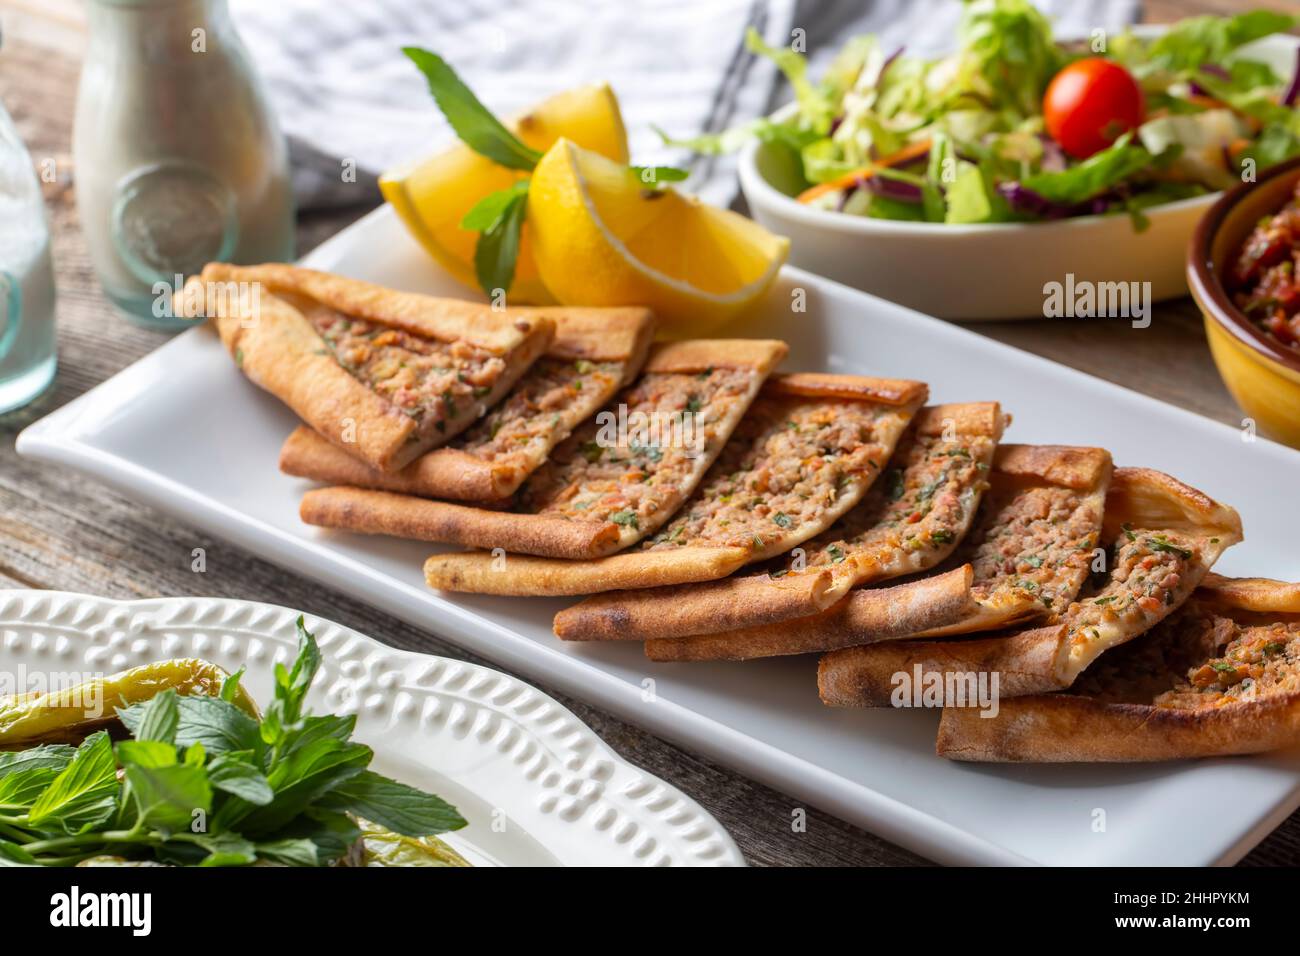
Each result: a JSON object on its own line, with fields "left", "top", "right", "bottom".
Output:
{"left": 20, "top": 206, "right": 1300, "bottom": 865}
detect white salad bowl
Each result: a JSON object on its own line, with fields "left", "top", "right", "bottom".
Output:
{"left": 737, "top": 32, "right": 1300, "bottom": 321}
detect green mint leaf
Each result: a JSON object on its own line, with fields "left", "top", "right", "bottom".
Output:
{"left": 125, "top": 762, "right": 212, "bottom": 832}
{"left": 193, "top": 831, "right": 257, "bottom": 867}
{"left": 461, "top": 179, "right": 530, "bottom": 232}
{"left": 171, "top": 695, "right": 263, "bottom": 755}
{"left": 27, "top": 731, "right": 119, "bottom": 833}
{"left": 317, "top": 770, "right": 467, "bottom": 836}
{"left": 0, "top": 744, "right": 75, "bottom": 780}
{"left": 264, "top": 807, "right": 361, "bottom": 865}
{"left": 220, "top": 666, "right": 247, "bottom": 704}
{"left": 275, "top": 616, "right": 323, "bottom": 726}
{"left": 0, "top": 767, "right": 61, "bottom": 808}
{"left": 0, "top": 839, "right": 38, "bottom": 866}
{"left": 183, "top": 742, "right": 206, "bottom": 767}
{"left": 630, "top": 165, "right": 689, "bottom": 185}
{"left": 233, "top": 739, "right": 371, "bottom": 837}
{"left": 208, "top": 754, "right": 274, "bottom": 806}
{"left": 116, "top": 739, "right": 179, "bottom": 769}
{"left": 281, "top": 714, "right": 357, "bottom": 759}
{"left": 133, "top": 688, "right": 179, "bottom": 744}
{"left": 255, "top": 837, "right": 321, "bottom": 867}
{"left": 473, "top": 185, "right": 528, "bottom": 296}
{"left": 402, "top": 46, "right": 541, "bottom": 171}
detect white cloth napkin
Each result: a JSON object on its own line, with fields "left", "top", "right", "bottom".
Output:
{"left": 229, "top": 0, "right": 1140, "bottom": 209}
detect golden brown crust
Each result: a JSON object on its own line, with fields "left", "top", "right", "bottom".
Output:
{"left": 299, "top": 487, "right": 622, "bottom": 559}
{"left": 198, "top": 262, "right": 551, "bottom": 352}
{"left": 817, "top": 622, "right": 1069, "bottom": 707}
{"left": 992, "top": 443, "right": 1111, "bottom": 490}
{"left": 426, "top": 547, "right": 750, "bottom": 598}
{"left": 280, "top": 426, "right": 513, "bottom": 501}
{"left": 1102, "top": 466, "right": 1243, "bottom": 542}
{"left": 763, "top": 372, "right": 928, "bottom": 406}
{"left": 936, "top": 691, "right": 1300, "bottom": 762}
{"left": 554, "top": 567, "right": 836, "bottom": 641}
{"left": 1198, "top": 573, "right": 1300, "bottom": 614}
{"left": 527, "top": 307, "right": 657, "bottom": 369}
{"left": 648, "top": 566, "right": 978, "bottom": 662}
{"left": 911, "top": 402, "right": 1005, "bottom": 438}
{"left": 642, "top": 338, "right": 788, "bottom": 373}
{"left": 198, "top": 282, "right": 419, "bottom": 473}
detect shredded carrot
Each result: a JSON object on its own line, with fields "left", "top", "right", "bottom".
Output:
{"left": 1185, "top": 94, "right": 1229, "bottom": 111}
{"left": 795, "top": 138, "right": 933, "bottom": 204}
{"left": 1227, "top": 137, "right": 1251, "bottom": 159}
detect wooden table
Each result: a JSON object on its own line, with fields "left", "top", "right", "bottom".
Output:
{"left": 2, "top": 0, "right": 1297, "bottom": 866}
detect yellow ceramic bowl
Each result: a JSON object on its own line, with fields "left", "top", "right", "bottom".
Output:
{"left": 1188, "top": 155, "right": 1300, "bottom": 449}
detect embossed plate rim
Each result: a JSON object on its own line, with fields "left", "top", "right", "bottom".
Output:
{"left": 0, "top": 588, "right": 745, "bottom": 867}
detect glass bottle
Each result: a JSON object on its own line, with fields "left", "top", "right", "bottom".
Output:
{"left": 74, "top": 0, "right": 294, "bottom": 331}
{"left": 0, "top": 89, "right": 57, "bottom": 413}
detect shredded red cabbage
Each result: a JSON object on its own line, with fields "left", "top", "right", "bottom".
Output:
{"left": 1284, "top": 48, "right": 1300, "bottom": 107}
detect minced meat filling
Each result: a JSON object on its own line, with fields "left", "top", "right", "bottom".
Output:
{"left": 641, "top": 394, "right": 893, "bottom": 553}
{"left": 1071, "top": 606, "right": 1300, "bottom": 710}
{"left": 308, "top": 308, "right": 507, "bottom": 435}
{"left": 804, "top": 430, "right": 993, "bottom": 568}
{"left": 456, "top": 357, "right": 622, "bottom": 465}
{"left": 516, "top": 367, "right": 759, "bottom": 533}
{"left": 1064, "top": 528, "right": 1198, "bottom": 655}
{"left": 962, "top": 484, "right": 1101, "bottom": 616}
{"left": 1156, "top": 620, "right": 1300, "bottom": 709}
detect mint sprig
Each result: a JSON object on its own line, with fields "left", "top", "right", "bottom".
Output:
{"left": 462, "top": 179, "right": 530, "bottom": 295}
{"left": 402, "top": 47, "right": 541, "bottom": 171}
{"left": 0, "top": 617, "right": 466, "bottom": 866}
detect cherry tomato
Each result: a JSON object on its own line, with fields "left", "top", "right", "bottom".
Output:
{"left": 1043, "top": 57, "right": 1144, "bottom": 159}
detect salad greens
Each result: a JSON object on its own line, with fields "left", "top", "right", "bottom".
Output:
{"left": 666, "top": 1, "right": 1300, "bottom": 228}
{"left": 0, "top": 618, "right": 467, "bottom": 867}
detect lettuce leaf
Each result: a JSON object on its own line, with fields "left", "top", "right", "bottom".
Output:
{"left": 953, "top": 0, "right": 1062, "bottom": 118}
{"left": 1144, "top": 11, "right": 1298, "bottom": 72}
{"left": 1021, "top": 134, "right": 1152, "bottom": 203}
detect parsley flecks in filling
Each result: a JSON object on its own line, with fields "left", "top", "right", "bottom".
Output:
{"left": 961, "top": 484, "right": 1100, "bottom": 616}
{"left": 803, "top": 428, "right": 993, "bottom": 569}
{"left": 1075, "top": 605, "right": 1300, "bottom": 711}
{"left": 308, "top": 308, "right": 505, "bottom": 434}
{"left": 1062, "top": 529, "right": 1196, "bottom": 647}
{"left": 455, "top": 356, "right": 621, "bottom": 467}
{"left": 640, "top": 394, "right": 895, "bottom": 553}
{"left": 516, "top": 367, "right": 758, "bottom": 534}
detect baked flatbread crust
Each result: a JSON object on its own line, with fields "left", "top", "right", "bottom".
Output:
{"left": 278, "top": 307, "right": 656, "bottom": 501}
{"left": 181, "top": 263, "right": 555, "bottom": 471}
{"left": 817, "top": 466, "right": 1242, "bottom": 707}
{"left": 427, "top": 373, "right": 927, "bottom": 596}
{"left": 554, "top": 402, "right": 998, "bottom": 640}
{"left": 299, "top": 339, "right": 788, "bottom": 559}
{"left": 644, "top": 443, "right": 1108, "bottom": 662}
{"left": 937, "top": 574, "right": 1300, "bottom": 762}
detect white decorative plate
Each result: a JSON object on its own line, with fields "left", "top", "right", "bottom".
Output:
{"left": 0, "top": 589, "right": 744, "bottom": 867}
{"left": 18, "top": 206, "right": 1300, "bottom": 865}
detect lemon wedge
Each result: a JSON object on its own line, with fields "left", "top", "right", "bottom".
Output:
{"left": 380, "top": 84, "right": 628, "bottom": 304}
{"left": 528, "top": 138, "right": 789, "bottom": 336}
